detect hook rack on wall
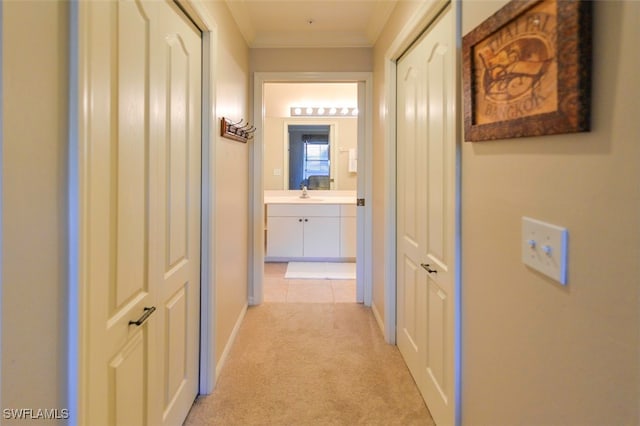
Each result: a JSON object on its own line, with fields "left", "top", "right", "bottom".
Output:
{"left": 221, "top": 117, "right": 256, "bottom": 143}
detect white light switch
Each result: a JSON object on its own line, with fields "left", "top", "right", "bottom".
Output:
{"left": 522, "top": 217, "right": 568, "bottom": 285}
{"left": 273, "top": 168, "right": 282, "bottom": 176}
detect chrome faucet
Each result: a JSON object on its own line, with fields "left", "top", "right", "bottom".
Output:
{"left": 300, "top": 185, "right": 310, "bottom": 198}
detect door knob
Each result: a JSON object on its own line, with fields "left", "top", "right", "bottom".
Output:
{"left": 420, "top": 263, "right": 437, "bottom": 274}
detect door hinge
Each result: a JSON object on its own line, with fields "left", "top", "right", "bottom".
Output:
{"left": 357, "top": 198, "right": 365, "bottom": 206}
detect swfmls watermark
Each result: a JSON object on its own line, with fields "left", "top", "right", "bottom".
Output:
{"left": 2, "top": 408, "right": 69, "bottom": 420}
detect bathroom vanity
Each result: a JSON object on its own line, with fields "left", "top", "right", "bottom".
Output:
{"left": 264, "top": 191, "right": 356, "bottom": 261}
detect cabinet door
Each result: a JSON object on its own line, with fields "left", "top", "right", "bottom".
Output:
{"left": 303, "top": 217, "right": 340, "bottom": 257}
{"left": 267, "top": 216, "right": 303, "bottom": 257}
{"left": 340, "top": 216, "right": 357, "bottom": 258}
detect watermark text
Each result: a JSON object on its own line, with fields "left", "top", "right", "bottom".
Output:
{"left": 2, "top": 408, "right": 69, "bottom": 420}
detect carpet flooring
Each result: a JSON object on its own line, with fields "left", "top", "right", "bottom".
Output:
{"left": 184, "top": 304, "right": 434, "bottom": 426}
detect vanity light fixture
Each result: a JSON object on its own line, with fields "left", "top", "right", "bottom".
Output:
{"left": 290, "top": 106, "right": 359, "bottom": 117}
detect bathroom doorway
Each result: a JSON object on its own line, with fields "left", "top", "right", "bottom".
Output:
{"left": 251, "top": 73, "right": 372, "bottom": 306}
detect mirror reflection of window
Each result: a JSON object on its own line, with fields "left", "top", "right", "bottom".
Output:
{"left": 288, "top": 125, "right": 330, "bottom": 190}
{"left": 304, "top": 138, "right": 330, "bottom": 187}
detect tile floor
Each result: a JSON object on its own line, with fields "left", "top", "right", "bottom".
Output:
{"left": 263, "top": 262, "right": 356, "bottom": 303}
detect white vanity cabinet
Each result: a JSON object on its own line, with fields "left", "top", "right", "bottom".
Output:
{"left": 340, "top": 204, "right": 357, "bottom": 258}
{"left": 266, "top": 203, "right": 354, "bottom": 260}
{"left": 266, "top": 216, "right": 305, "bottom": 258}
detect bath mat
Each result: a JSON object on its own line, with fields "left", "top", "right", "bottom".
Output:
{"left": 285, "top": 262, "right": 356, "bottom": 280}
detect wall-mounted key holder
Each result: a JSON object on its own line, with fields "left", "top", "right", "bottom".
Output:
{"left": 221, "top": 117, "right": 256, "bottom": 143}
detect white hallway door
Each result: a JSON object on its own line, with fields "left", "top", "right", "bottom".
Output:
{"left": 396, "top": 6, "right": 456, "bottom": 426}
{"left": 82, "top": 1, "right": 202, "bottom": 425}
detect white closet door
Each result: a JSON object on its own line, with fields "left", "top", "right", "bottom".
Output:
{"left": 82, "top": 1, "right": 201, "bottom": 425}
{"left": 396, "top": 6, "right": 456, "bottom": 426}
{"left": 149, "top": 2, "right": 202, "bottom": 425}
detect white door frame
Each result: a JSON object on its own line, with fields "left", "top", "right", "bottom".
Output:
{"left": 176, "top": 0, "right": 219, "bottom": 397}
{"left": 67, "top": 2, "right": 219, "bottom": 424}
{"left": 0, "top": 0, "right": 4, "bottom": 412}
{"left": 251, "top": 72, "right": 373, "bottom": 306}
{"left": 382, "top": 0, "right": 461, "bottom": 423}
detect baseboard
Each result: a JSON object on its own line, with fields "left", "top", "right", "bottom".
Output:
{"left": 215, "top": 303, "right": 248, "bottom": 379}
{"left": 371, "top": 301, "right": 386, "bottom": 339}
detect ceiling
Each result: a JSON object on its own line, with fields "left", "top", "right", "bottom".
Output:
{"left": 224, "top": 0, "right": 399, "bottom": 48}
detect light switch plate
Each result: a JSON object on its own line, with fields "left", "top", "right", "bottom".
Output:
{"left": 522, "top": 217, "right": 568, "bottom": 285}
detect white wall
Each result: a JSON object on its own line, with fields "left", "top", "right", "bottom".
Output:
{"left": 2, "top": 1, "right": 68, "bottom": 421}
{"left": 460, "top": 1, "right": 640, "bottom": 423}
{"left": 202, "top": 1, "right": 251, "bottom": 364}
{"left": 251, "top": 48, "right": 372, "bottom": 73}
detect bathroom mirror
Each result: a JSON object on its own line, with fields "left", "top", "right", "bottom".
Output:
{"left": 263, "top": 117, "right": 357, "bottom": 191}
{"left": 287, "top": 125, "right": 331, "bottom": 190}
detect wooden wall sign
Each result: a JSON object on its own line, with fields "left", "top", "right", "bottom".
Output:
{"left": 462, "top": 0, "right": 592, "bottom": 142}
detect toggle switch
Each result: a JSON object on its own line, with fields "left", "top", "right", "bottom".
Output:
{"left": 522, "top": 217, "right": 568, "bottom": 285}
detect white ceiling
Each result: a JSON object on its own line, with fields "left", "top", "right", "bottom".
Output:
{"left": 224, "top": 0, "right": 399, "bottom": 48}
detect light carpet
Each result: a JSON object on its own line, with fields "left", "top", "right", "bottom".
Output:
{"left": 285, "top": 261, "right": 356, "bottom": 280}
{"left": 184, "top": 304, "right": 434, "bottom": 426}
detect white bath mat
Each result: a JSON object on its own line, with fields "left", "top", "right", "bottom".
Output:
{"left": 285, "top": 262, "right": 356, "bottom": 280}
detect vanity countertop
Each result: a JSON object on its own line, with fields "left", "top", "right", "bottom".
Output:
{"left": 264, "top": 190, "right": 356, "bottom": 205}
{"left": 264, "top": 196, "right": 356, "bottom": 205}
